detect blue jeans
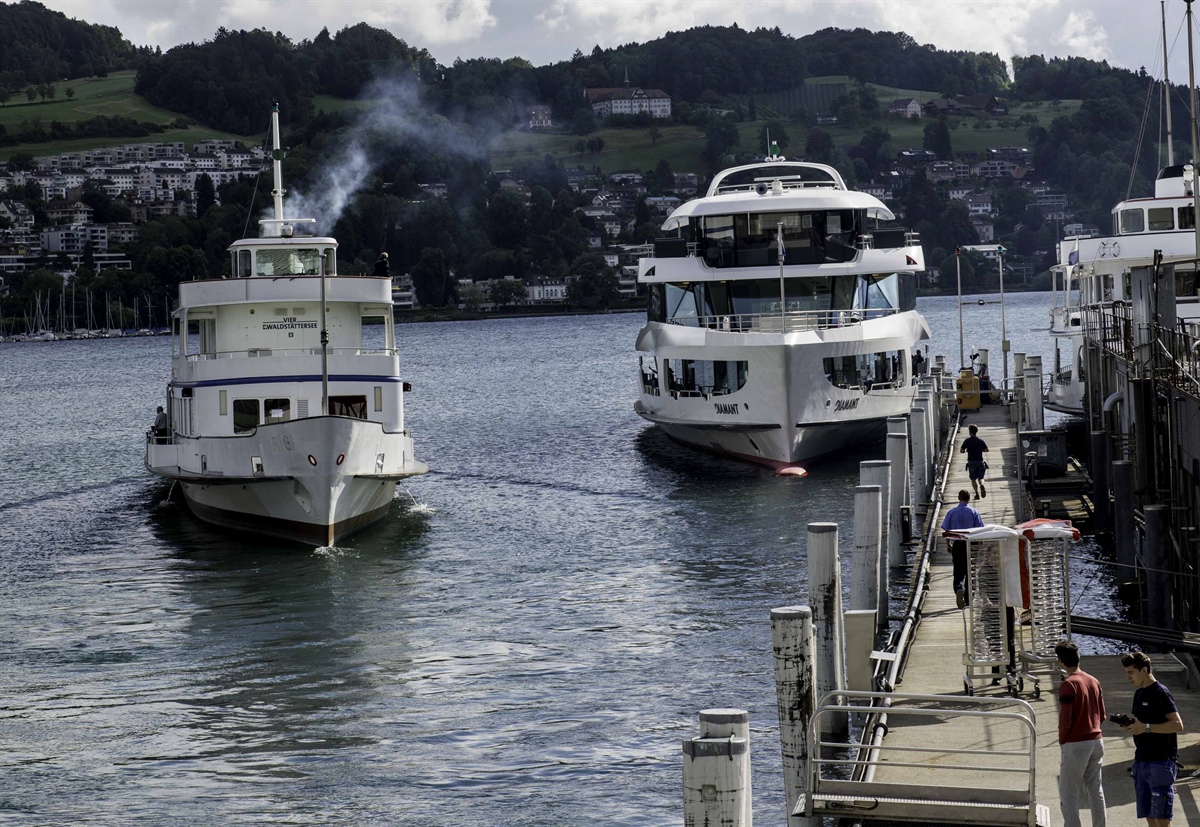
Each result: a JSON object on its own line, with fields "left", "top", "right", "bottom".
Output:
{"left": 1133, "top": 758, "right": 1176, "bottom": 820}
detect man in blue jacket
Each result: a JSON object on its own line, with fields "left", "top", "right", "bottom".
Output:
{"left": 941, "top": 488, "right": 984, "bottom": 608}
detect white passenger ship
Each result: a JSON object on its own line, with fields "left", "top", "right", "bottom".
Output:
{"left": 145, "top": 105, "right": 427, "bottom": 545}
{"left": 635, "top": 160, "right": 930, "bottom": 472}
{"left": 1049, "top": 164, "right": 1200, "bottom": 416}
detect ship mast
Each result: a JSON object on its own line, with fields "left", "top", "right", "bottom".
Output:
{"left": 1188, "top": 0, "right": 1200, "bottom": 272}
{"left": 1164, "top": 0, "right": 1175, "bottom": 166}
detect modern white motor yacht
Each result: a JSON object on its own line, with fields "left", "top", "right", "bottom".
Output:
{"left": 1050, "top": 164, "right": 1200, "bottom": 417}
{"left": 145, "top": 105, "right": 427, "bottom": 545}
{"left": 634, "top": 159, "right": 930, "bottom": 472}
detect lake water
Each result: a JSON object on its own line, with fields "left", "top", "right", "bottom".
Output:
{"left": 0, "top": 291, "right": 1121, "bottom": 825}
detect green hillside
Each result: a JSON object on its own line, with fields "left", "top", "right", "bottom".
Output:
{"left": 489, "top": 96, "right": 1085, "bottom": 175}
{"left": 0, "top": 71, "right": 248, "bottom": 159}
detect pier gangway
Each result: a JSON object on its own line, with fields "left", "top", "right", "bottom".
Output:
{"left": 795, "top": 690, "right": 1049, "bottom": 826}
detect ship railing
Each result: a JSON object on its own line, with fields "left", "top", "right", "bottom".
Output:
{"left": 184, "top": 346, "right": 397, "bottom": 362}
{"left": 855, "top": 229, "right": 920, "bottom": 250}
{"left": 669, "top": 307, "right": 898, "bottom": 333}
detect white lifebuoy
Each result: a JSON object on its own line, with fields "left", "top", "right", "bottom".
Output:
{"left": 308, "top": 454, "right": 317, "bottom": 466}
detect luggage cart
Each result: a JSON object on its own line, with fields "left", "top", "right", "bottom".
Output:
{"left": 1013, "top": 519, "right": 1080, "bottom": 697}
{"left": 950, "top": 525, "right": 1025, "bottom": 697}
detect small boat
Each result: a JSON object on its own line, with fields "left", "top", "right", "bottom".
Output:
{"left": 145, "top": 104, "right": 428, "bottom": 545}
{"left": 634, "top": 158, "right": 930, "bottom": 471}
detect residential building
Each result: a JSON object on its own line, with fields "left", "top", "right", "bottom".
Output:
{"left": 527, "top": 106, "right": 552, "bottom": 129}
{"left": 888, "top": 98, "right": 922, "bottom": 119}
{"left": 585, "top": 86, "right": 672, "bottom": 119}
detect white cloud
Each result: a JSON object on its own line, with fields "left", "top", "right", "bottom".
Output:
{"left": 1055, "top": 9, "right": 1110, "bottom": 63}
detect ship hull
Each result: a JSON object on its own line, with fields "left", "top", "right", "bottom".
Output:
{"left": 148, "top": 415, "right": 426, "bottom": 546}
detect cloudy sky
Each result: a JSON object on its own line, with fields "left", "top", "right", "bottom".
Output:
{"left": 31, "top": 0, "right": 1198, "bottom": 81}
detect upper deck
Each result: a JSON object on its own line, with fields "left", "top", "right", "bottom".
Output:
{"left": 642, "top": 161, "right": 921, "bottom": 283}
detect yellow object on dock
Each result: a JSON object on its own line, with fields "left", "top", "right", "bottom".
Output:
{"left": 956, "top": 369, "right": 981, "bottom": 410}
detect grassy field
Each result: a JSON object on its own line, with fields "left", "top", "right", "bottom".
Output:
{"left": 0, "top": 71, "right": 248, "bottom": 160}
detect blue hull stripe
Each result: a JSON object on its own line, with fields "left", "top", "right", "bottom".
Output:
{"left": 171, "top": 374, "right": 402, "bottom": 389}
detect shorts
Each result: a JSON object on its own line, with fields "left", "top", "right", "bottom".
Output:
{"left": 967, "top": 460, "right": 987, "bottom": 480}
{"left": 1133, "top": 758, "right": 1176, "bottom": 820}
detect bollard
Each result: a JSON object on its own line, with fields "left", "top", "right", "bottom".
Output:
{"left": 683, "top": 708, "right": 751, "bottom": 827}
{"left": 1090, "top": 430, "right": 1110, "bottom": 531}
{"left": 860, "top": 460, "right": 891, "bottom": 622}
{"left": 1112, "top": 460, "right": 1136, "bottom": 577}
{"left": 850, "top": 484, "right": 883, "bottom": 623}
{"left": 771, "top": 607, "right": 821, "bottom": 827}
{"left": 886, "top": 432, "right": 908, "bottom": 563}
{"left": 910, "top": 405, "right": 928, "bottom": 505}
{"left": 1144, "top": 505, "right": 1173, "bottom": 634}
{"left": 807, "top": 522, "right": 846, "bottom": 738}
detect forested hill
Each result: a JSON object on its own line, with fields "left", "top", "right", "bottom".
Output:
{"left": 133, "top": 25, "right": 439, "bottom": 135}
{"left": 0, "top": 0, "right": 138, "bottom": 85}
{"left": 131, "top": 23, "right": 1012, "bottom": 135}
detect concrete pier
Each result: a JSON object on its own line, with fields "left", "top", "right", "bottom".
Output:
{"left": 871, "top": 404, "right": 1200, "bottom": 825}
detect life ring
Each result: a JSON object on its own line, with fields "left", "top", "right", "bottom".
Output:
{"left": 336, "top": 453, "right": 345, "bottom": 465}
{"left": 308, "top": 454, "right": 317, "bottom": 466}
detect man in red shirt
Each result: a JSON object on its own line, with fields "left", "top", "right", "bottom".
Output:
{"left": 1057, "top": 640, "right": 1107, "bottom": 827}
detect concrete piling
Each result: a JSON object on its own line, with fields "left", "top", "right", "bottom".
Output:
{"left": 1145, "top": 505, "right": 1173, "bottom": 633}
{"left": 771, "top": 606, "right": 821, "bottom": 827}
{"left": 1091, "top": 430, "right": 1111, "bottom": 531}
{"left": 859, "top": 461, "right": 891, "bottom": 625}
{"left": 807, "top": 522, "right": 845, "bottom": 737}
{"left": 886, "top": 431, "right": 908, "bottom": 563}
{"left": 851, "top": 484, "right": 884, "bottom": 630}
{"left": 1112, "top": 460, "right": 1136, "bottom": 576}
{"left": 911, "top": 404, "right": 929, "bottom": 505}
{"left": 683, "top": 708, "right": 752, "bottom": 827}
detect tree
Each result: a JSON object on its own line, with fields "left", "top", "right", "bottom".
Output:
{"left": 65, "top": 87, "right": 74, "bottom": 100}
{"left": 488, "top": 278, "right": 527, "bottom": 308}
{"left": 411, "top": 247, "right": 451, "bottom": 307}
{"left": 804, "top": 128, "right": 835, "bottom": 164}
{"left": 195, "top": 173, "right": 216, "bottom": 218}
{"left": 649, "top": 125, "right": 662, "bottom": 145}
{"left": 703, "top": 118, "right": 740, "bottom": 167}
{"left": 566, "top": 252, "right": 619, "bottom": 308}
{"left": 922, "top": 117, "right": 952, "bottom": 159}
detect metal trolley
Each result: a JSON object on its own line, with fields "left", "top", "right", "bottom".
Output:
{"left": 1013, "top": 519, "right": 1078, "bottom": 693}
{"left": 950, "top": 525, "right": 1027, "bottom": 697}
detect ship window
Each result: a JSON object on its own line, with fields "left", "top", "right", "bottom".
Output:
{"left": 1148, "top": 208, "right": 1174, "bottom": 231}
{"left": 256, "top": 249, "right": 321, "bottom": 277}
{"left": 1180, "top": 205, "right": 1195, "bottom": 230}
{"left": 233, "top": 399, "right": 260, "bottom": 433}
{"left": 858, "top": 274, "right": 900, "bottom": 310}
{"left": 323, "top": 249, "right": 336, "bottom": 276}
{"left": 329, "top": 395, "right": 368, "bottom": 419}
{"left": 666, "top": 282, "right": 698, "bottom": 324}
{"left": 374, "top": 387, "right": 383, "bottom": 412}
{"left": 824, "top": 349, "right": 905, "bottom": 390}
{"left": 664, "top": 359, "right": 748, "bottom": 396}
{"left": 1119, "top": 209, "right": 1145, "bottom": 234}
{"left": 265, "top": 398, "right": 290, "bottom": 422}
{"left": 219, "top": 389, "right": 227, "bottom": 416}
{"left": 236, "top": 250, "right": 252, "bottom": 278}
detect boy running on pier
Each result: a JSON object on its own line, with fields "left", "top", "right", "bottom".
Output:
{"left": 960, "top": 423, "right": 990, "bottom": 499}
